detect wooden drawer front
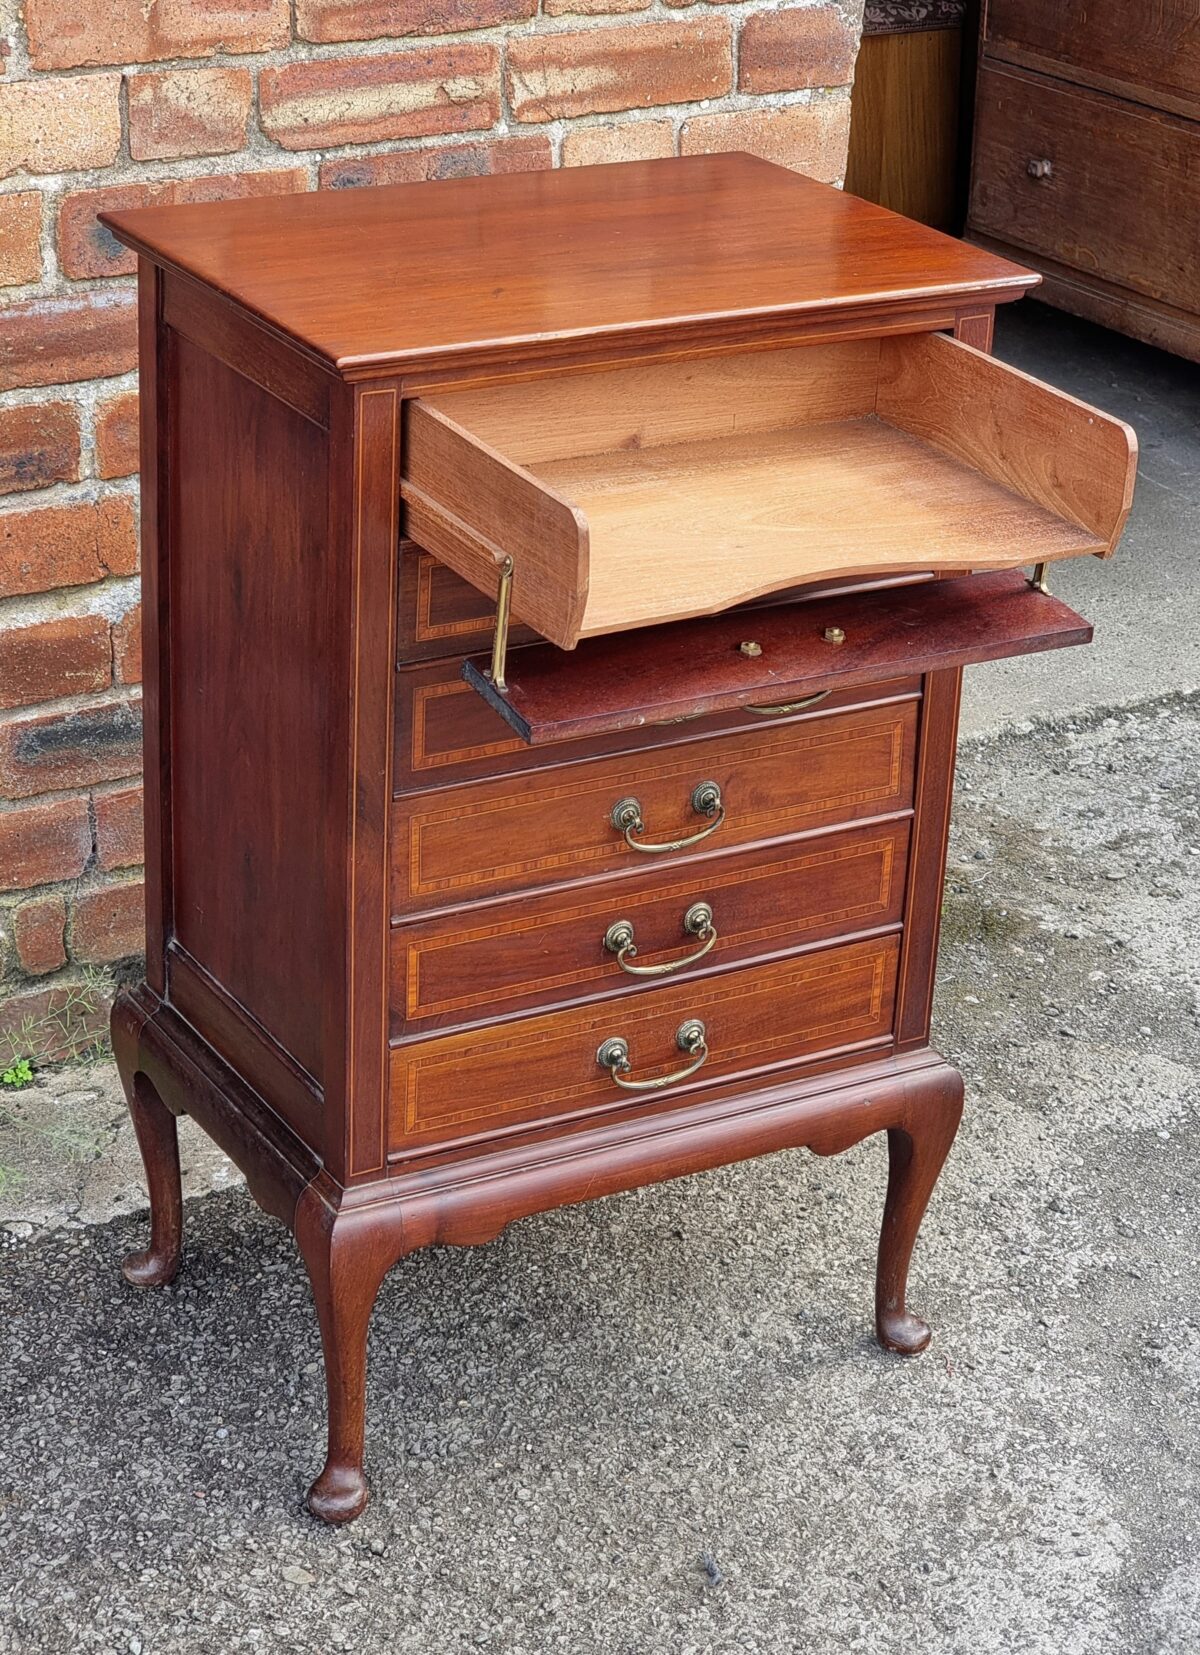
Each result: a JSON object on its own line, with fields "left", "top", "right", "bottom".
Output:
{"left": 391, "top": 701, "right": 918, "bottom": 915}
{"left": 389, "top": 934, "right": 899, "bottom": 1149}
{"left": 397, "top": 543, "right": 536, "bottom": 663}
{"left": 971, "top": 66, "right": 1200, "bottom": 314}
{"left": 396, "top": 656, "right": 920, "bottom": 793}
{"left": 391, "top": 818, "right": 909, "bottom": 1035}
{"left": 983, "top": 1, "right": 1200, "bottom": 120}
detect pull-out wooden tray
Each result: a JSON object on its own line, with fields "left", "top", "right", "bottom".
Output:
{"left": 402, "top": 331, "right": 1136, "bottom": 651}
{"left": 463, "top": 568, "right": 1094, "bottom": 745}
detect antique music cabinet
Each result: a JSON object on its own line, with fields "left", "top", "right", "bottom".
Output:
{"left": 102, "top": 155, "right": 1136, "bottom": 1523}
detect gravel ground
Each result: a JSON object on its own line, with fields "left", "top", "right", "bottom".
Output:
{"left": 0, "top": 693, "right": 1197, "bottom": 1654}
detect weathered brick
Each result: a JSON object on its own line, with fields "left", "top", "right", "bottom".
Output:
{"left": 94, "top": 391, "right": 140, "bottom": 480}
{"left": 0, "top": 192, "right": 43, "bottom": 287}
{"left": 0, "top": 981, "right": 111, "bottom": 1061}
{"left": 112, "top": 603, "right": 141, "bottom": 686}
{"left": 261, "top": 47, "right": 501, "bottom": 150}
{"left": 94, "top": 784, "right": 144, "bottom": 872}
{"left": 0, "top": 697, "right": 142, "bottom": 800}
{"left": 0, "top": 293, "right": 137, "bottom": 392}
{"left": 26, "top": 0, "right": 289, "bottom": 72}
{"left": 320, "top": 134, "right": 552, "bottom": 189}
{"left": 0, "top": 403, "right": 81, "bottom": 497}
{"left": 59, "top": 170, "right": 308, "bottom": 281}
{"left": 507, "top": 19, "right": 731, "bottom": 122}
{"left": 13, "top": 893, "right": 67, "bottom": 976}
{"left": 679, "top": 96, "right": 853, "bottom": 183}
{"left": 72, "top": 879, "right": 146, "bottom": 965}
{"left": 738, "top": 5, "right": 857, "bottom": 94}
{"left": 0, "top": 614, "right": 111, "bottom": 710}
{"left": 562, "top": 118, "right": 675, "bottom": 167}
{"left": 546, "top": 0, "right": 650, "bottom": 13}
{"left": 0, "top": 73, "right": 121, "bottom": 178}
{"left": 298, "top": 0, "right": 534, "bottom": 43}
{"left": 0, "top": 796, "right": 91, "bottom": 892}
{"left": 0, "top": 496, "right": 137, "bottom": 600}
{"left": 127, "top": 68, "right": 253, "bottom": 161}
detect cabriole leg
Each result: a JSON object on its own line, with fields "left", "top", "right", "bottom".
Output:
{"left": 120, "top": 1072, "right": 184, "bottom": 1288}
{"left": 875, "top": 1068, "right": 964, "bottom": 1355}
{"left": 295, "top": 1192, "right": 395, "bottom": 1524}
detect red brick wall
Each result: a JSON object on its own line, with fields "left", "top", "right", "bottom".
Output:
{"left": 0, "top": 0, "right": 862, "bottom": 1053}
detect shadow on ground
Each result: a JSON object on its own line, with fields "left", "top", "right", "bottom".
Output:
{"left": 1, "top": 697, "right": 1197, "bottom": 1654}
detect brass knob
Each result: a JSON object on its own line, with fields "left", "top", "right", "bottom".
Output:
{"left": 738, "top": 641, "right": 762, "bottom": 658}
{"left": 1026, "top": 158, "right": 1053, "bottom": 180}
{"left": 822, "top": 626, "right": 846, "bottom": 646}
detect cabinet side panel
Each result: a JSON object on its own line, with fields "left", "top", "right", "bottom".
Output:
{"left": 168, "top": 330, "right": 339, "bottom": 1089}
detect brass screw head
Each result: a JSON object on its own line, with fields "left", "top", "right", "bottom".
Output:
{"left": 739, "top": 641, "right": 763, "bottom": 658}
{"left": 822, "top": 626, "right": 846, "bottom": 646}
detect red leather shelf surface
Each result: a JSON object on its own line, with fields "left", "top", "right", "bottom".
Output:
{"left": 462, "top": 568, "right": 1093, "bottom": 746}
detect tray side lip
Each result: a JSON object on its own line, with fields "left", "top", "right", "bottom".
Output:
{"left": 877, "top": 329, "right": 1139, "bottom": 555}
{"left": 403, "top": 399, "right": 590, "bottom": 649}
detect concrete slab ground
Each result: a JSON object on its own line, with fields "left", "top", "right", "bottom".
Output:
{"left": 0, "top": 304, "right": 1196, "bottom": 1653}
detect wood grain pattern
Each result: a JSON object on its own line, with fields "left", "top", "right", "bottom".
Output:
{"left": 876, "top": 330, "right": 1137, "bottom": 553}
{"left": 136, "top": 260, "right": 167, "bottom": 994}
{"left": 972, "top": 244, "right": 1200, "bottom": 366}
{"left": 970, "top": 65, "right": 1200, "bottom": 319}
{"left": 99, "top": 154, "right": 1036, "bottom": 378}
{"left": 390, "top": 935, "right": 900, "bottom": 1148}
{"left": 466, "top": 570, "right": 1091, "bottom": 748}
{"left": 162, "top": 267, "right": 331, "bottom": 428}
{"left": 983, "top": 0, "right": 1200, "bottom": 121}
{"left": 408, "top": 340, "right": 881, "bottom": 464}
{"left": 403, "top": 401, "right": 589, "bottom": 650}
{"left": 391, "top": 820, "right": 909, "bottom": 1035}
{"left": 392, "top": 703, "right": 917, "bottom": 914}
{"left": 407, "top": 332, "right": 1133, "bottom": 647}
{"left": 894, "top": 666, "right": 961, "bottom": 1050}
{"left": 398, "top": 544, "right": 535, "bottom": 659}
{"left": 343, "top": 385, "right": 401, "bottom": 1181}
{"left": 398, "top": 657, "right": 920, "bottom": 791}
{"left": 167, "top": 329, "right": 338, "bottom": 1096}
{"left": 845, "top": 27, "right": 964, "bottom": 231}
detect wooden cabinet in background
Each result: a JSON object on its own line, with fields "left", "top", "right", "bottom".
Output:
{"left": 968, "top": 0, "right": 1200, "bottom": 361}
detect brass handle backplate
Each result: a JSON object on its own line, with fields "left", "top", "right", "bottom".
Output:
{"left": 610, "top": 781, "right": 725, "bottom": 855}
{"left": 596, "top": 1020, "right": 709, "bottom": 1092}
{"left": 603, "top": 901, "right": 716, "bottom": 978}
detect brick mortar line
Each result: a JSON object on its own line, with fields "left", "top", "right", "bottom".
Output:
{"left": 1, "top": 1, "right": 860, "bottom": 988}
{"left": 0, "top": 575, "right": 142, "bottom": 637}
{"left": 0, "top": 684, "right": 142, "bottom": 737}
{"left": 0, "top": 473, "right": 139, "bottom": 514}
{"left": 1, "top": 81, "right": 849, "bottom": 200}
{"left": 3, "top": 0, "right": 834, "bottom": 88}
{"left": 0, "top": 772, "right": 144, "bottom": 830}
{"left": 0, "top": 77, "right": 851, "bottom": 308}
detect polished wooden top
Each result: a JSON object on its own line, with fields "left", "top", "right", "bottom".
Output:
{"left": 102, "top": 153, "right": 1037, "bottom": 376}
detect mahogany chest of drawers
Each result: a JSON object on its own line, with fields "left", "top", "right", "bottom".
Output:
{"left": 102, "top": 155, "right": 1136, "bottom": 1522}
